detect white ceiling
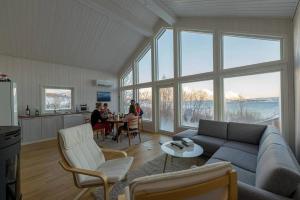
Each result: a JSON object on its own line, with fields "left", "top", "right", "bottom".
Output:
{"left": 160, "top": 0, "right": 299, "bottom": 18}
{"left": 0, "top": 0, "right": 298, "bottom": 74}
{"left": 0, "top": 0, "right": 158, "bottom": 74}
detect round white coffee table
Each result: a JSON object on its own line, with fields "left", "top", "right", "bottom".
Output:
{"left": 161, "top": 141, "right": 204, "bottom": 172}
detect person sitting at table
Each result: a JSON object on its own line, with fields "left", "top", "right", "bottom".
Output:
{"left": 114, "top": 105, "right": 137, "bottom": 141}
{"left": 91, "top": 103, "right": 103, "bottom": 129}
{"left": 99, "top": 103, "right": 112, "bottom": 134}
{"left": 130, "top": 99, "right": 135, "bottom": 106}
{"left": 135, "top": 103, "right": 143, "bottom": 117}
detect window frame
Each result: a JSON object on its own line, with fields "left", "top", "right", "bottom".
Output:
{"left": 221, "top": 33, "right": 284, "bottom": 71}
{"left": 120, "top": 27, "right": 289, "bottom": 135}
{"left": 120, "top": 89, "right": 134, "bottom": 114}
{"left": 41, "top": 86, "right": 74, "bottom": 113}
{"left": 179, "top": 29, "right": 215, "bottom": 77}
{"left": 155, "top": 28, "right": 175, "bottom": 81}
{"left": 121, "top": 67, "right": 133, "bottom": 87}
{"left": 222, "top": 71, "right": 282, "bottom": 129}
{"left": 179, "top": 79, "right": 215, "bottom": 128}
{"left": 137, "top": 86, "right": 153, "bottom": 122}
{"left": 135, "top": 44, "right": 152, "bottom": 84}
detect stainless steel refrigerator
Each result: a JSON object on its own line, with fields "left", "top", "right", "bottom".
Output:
{"left": 0, "top": 81, "right": 18, "bottom": 126}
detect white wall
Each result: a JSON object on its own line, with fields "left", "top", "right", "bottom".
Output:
{"left": 0, "top": 55, "right": 118, "bottom": 115}
{"left": 294, "top": 6, "right": 300, "bottom": 161}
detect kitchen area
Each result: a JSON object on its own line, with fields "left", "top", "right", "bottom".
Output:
{"left": 18, "top": 111, "right": 91, "bottom": 144}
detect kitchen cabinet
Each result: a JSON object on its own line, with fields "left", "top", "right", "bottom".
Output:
{"left": 42, "top": 116, "right": 63, "bottom": 139}
{"left": 19, "top": 113, "right": 89, "bottom": 144}
{"left": 20, "top": 117, "right": 42, "bottom": 143}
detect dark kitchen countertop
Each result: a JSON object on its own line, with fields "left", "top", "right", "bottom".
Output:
{"left": 18, "top": 111, "right": 91, "bottom": 119}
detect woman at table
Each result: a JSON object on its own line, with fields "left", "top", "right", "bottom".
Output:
{"left": 113, "top": 105, "right": 137, "bottom": 141}
{"left": 91, "top": 103, "right": 103, "bottom": 129}
{"left": 99, "top": 103, "right": 112, "bottom": 134}
{"left": 135, "top": 103, "right": 143, "bottom": 117}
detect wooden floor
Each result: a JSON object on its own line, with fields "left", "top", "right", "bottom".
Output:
{"left": 20, "top": 133, "right": 171, "bottom": 200}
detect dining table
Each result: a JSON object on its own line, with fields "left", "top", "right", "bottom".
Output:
{"left": 107, "top": 117, "right": 125, "bottom": 136}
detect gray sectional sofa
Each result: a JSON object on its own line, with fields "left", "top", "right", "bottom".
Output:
{"left": 174, "top": 119, "right": 300, "bottom": 200}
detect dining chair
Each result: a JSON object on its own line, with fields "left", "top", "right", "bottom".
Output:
{"left": 118, "top": 162, "right": 237, "bottom": 200}
{"left": 118, "top": 116, "right": 141, "bottom": 146}
{"left": 138, "top": 116, "right": 143, "bottom": 131}
{"left": 58, "top": 123, "right": 134, "bottom": 200}
{"left": 93, "top": 127, "right": 105, "bottom": 144}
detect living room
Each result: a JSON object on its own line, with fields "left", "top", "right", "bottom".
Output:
{"left": 0, "top": 0, "right": 300, "bottom": 200}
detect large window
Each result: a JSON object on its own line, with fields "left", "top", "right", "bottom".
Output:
{"left": 224, "top": 72, "right": 281, "bottom": 129}
{"left": 121, "top": 90, "right": 133, "bottom": 114}
{"left": 223, "top": 35, "right": 281, "bottom": 69}
{"left": 138, "top": 87, "right": 152, "bottom": 121}
{"left": 122, "top": 69, "right": 133, "bottom": 86}
{"left": 137, "top": 48, "right": 152, "bottom": 84}
{"left": 44, "top": 87, "right": 73, "bottom": 112}
{"left": 120, "top": 28, "right": 287, "bottom": 133}
{"left": 157, "top": 29, "right": 174, "bottom": 80}
{"left": 181, "top": 80, "right": 214, "bottom": 127}
{"left": 180, "top": 31, "right": 213, "bottom": 76}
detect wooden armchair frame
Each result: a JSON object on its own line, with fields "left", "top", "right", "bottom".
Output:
{"left": 57, "top": 135, "right": 128, "bottom": 200}
{"left": 119, "top": 169, "right": 237, "bottom": 200}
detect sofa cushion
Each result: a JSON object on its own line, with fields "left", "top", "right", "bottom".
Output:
{"left": 228, "top": 122, "right": 266, "bottom": 145}
{"left": 223, "top": 141, "right": 259, "bottom": 155}
{"left": 206, "top": 158, "right": 256, "bottom": 186}
{"left": 191, "top": 135, "right": 226, "bottom": 155}
{"left": 173, "top": 129, "right": 198, "bottom": 141}
{"left": 259, "top": 125, "right": 280, "bottom": 146}
{"left": 258, "top": 132, "right": 287, "bottom": 162}
{"left": 256, "top": 144, "right": 300, "bottom": 197}
{"left": 198, "top": 119, "right": 228, "bottom": 139}
{"left": 212, "top": 146, "right": 257, "bottom": 172}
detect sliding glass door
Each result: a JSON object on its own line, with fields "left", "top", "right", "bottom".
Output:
{"left": 158, "top": 86, "right": 174, "bottom": 133}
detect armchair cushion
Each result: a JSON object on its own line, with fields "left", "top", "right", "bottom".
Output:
{"left": 59, "top": 124, "right": 106, "bottom": 184}
{"left": 81, "top": 156, "right": 134, "bottom": 185}
{"left": 58, "top": 123, "right": 133, "bottom": 186}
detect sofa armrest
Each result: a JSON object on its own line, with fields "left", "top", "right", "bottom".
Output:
{"left": 173, "top": 129, "right": 198, "bottom": 141}
{"left": 238, "top": 182, "right": 292, "bottom": 200}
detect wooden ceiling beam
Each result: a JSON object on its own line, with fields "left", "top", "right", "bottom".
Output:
{"left": 138, "top": 0, "right": 177, "bottom": 25}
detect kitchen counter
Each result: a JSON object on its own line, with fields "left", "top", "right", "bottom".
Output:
{"left": 18, "top": 111, "right": 91, "bottom": 144}
{"left": 18, "top": 111, "right": 91, "bottom": 119}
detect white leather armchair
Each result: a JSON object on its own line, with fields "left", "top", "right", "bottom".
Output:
{"left": 58, "top": 123, "right": 134, "bottom": 200}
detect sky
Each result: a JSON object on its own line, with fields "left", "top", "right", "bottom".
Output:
{"left": 224, "top": 72, "right": 280, "bottom": 99}
{"left": 135, "top": 30, "right": 281, "bottom": 99}
{"left": 223, "top": 36, "right": 281, "bottom": 69}
{"left": 157, "top": 29, "right": 174, "bottom": 80}
{"left": 138, "top": 49, "right": 152, "bottom": 83}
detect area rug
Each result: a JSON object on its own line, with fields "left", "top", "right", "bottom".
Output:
{"left": 95, "top": 133, "right": 152, "bottom": 150}
{"left": 93, "top": 154, "right": 207, "bottom": 200}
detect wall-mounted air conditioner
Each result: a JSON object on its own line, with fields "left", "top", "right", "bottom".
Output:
{"left": 95, "top": 80, "right": 113, "bottom": 87}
